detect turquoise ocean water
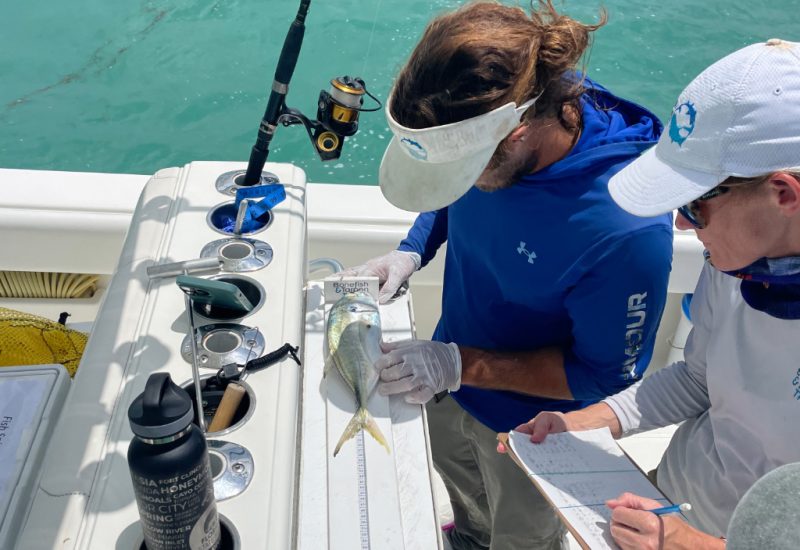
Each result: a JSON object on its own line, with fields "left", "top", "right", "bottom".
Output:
{"left": 1, "top": 0, "right": 798, "bottom": 185}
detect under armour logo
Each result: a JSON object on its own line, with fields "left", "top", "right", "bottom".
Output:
{"left": 517, "top": 242, "right": 537, "bottom": 264}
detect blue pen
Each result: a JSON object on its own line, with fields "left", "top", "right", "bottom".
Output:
{"left": 648, "top": 503, "right": 692, "bottom": 516}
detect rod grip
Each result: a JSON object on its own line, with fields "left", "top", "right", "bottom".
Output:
{"left": 208, "top": 383, "right": 246, "bottom": 432}
{"left": 273, "top": 21, "right": 305, "bottom": 85}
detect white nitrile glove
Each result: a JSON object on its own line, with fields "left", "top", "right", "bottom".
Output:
{"left": 339, "top": 250, "right": 421, "bottom": 304}
{"left": 375, "top": 340, "right": 462, "bottom": 404}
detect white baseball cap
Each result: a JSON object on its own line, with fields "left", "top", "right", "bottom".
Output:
{"left": 610, "top": 39, "right": 800, "bottom": 217}
{"left": 379, "top": 96, "right": 537, "bottom": 212}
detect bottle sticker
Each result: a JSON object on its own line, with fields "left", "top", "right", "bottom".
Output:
{"left": 131, "top": 457, "right": 221, "bottom": 549}
{"left": 189, "top": 503, "right": 222, "bottom": 550}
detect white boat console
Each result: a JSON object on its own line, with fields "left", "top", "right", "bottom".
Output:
{"left": 12, "top": 161, "right": 440, "bottom": 549}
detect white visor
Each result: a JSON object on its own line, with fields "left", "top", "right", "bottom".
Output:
{"left": 379, "top": 96, "right": 537, "bottom": 212}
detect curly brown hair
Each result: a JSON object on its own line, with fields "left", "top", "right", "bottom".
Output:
{"left": 390, "top": 1, "right": 606, "bottom": 132}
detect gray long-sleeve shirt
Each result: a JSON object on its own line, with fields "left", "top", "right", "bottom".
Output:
{"left": 604, "top": 263, "right": 800, "bottom": 535}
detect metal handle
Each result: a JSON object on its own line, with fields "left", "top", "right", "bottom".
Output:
{"left": 234, "top": 199, "right": 250, "bottom": 236}
{"left": 147, "top": 257, "right": 222, "bottom": 279}
{"left": 180, "top": 289, "right": 207, "bottom": 433}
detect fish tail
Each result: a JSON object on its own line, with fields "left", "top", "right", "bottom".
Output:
{"left": 333, "top": 407, "right": 391, "bottom": 457}
{"left": 362, "top": 409, "right": 391, "bottom": 455}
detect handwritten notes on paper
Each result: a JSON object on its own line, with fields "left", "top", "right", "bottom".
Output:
{"left": 507, "top": 428, "right": 667, "bottom": 549}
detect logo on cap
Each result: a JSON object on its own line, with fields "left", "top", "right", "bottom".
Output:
{"left": 400, "top": 137, "right": 428, "bottom": 160}
{"left": 668, "top": 101, "right": 696, "bottom": 146}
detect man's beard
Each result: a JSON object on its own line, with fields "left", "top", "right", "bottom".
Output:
{"left": 474, "top": 139, "right": 538, "bottom": 193}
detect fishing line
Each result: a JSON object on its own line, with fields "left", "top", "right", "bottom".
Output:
{"left": 360, "top": 0, "right": 385, "bottom": 78}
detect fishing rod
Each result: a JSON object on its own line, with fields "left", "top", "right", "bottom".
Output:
{"left": 241, "top": 0, "right": 380, "bottom": 186}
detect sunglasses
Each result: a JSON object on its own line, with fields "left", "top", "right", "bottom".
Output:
{"left": 677, "top": 185, "right": 731, "bottom": 229}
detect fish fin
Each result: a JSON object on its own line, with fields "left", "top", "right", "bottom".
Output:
{"left": 363, "top": 409, "right": 391, "bottom": 455}
{"left": 333, "top": 407, "right": 391, "bottom": 457}
{"left": 323, "top": 353, "right": 335, "bottom": 378}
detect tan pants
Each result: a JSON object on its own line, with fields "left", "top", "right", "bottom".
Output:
{"left": 427, "top": 395, "right": 567, "bottom": 550}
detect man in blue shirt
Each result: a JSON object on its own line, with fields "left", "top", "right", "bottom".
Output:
{"left": 343, "top": 2, "right": 672, "bottom": 548}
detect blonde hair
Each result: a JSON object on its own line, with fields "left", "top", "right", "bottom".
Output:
{"left": 724, "top": 170, "right": 800, "bottom": 191}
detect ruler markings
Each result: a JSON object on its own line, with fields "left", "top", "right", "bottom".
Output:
{"left": 357, "top": 430, "right": 371, "bottom": 550}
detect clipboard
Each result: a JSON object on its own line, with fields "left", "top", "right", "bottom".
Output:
{"left": 497, "top": 430, "right": 671, "bottom": 550}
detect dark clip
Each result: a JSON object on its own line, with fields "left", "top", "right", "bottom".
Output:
{"left": 212, "top": 342, "right": 301, "bottom": 383}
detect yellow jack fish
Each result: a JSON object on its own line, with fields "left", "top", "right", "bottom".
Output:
{"left": 325, "top": 293, "right": 390, "bottom": 457}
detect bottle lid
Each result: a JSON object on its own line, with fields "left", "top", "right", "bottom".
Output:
{"left": 128, "top": 373, "right": 194, "bottom": 439}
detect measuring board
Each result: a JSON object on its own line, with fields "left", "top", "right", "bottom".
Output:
{"left": 298, "top": 280, "right": 443, "bottom": 550}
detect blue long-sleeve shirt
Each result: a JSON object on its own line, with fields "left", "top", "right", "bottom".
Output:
{"left": 398, "top": 81, "right": 673, "bottom": 432}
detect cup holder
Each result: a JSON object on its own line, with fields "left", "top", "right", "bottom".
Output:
{"left": 207, "top": 201, "right": 273, "bottom": 236}
{"left": 191, "top": 275, "right": 265, "bottom": 321}
{"left": 181, "top": 375, "right": 255, "bottom": 437}
{"left": 137, "top": 513, "right": 241, "bottom": 549}
{"left": 201, "top": 237, "right": 274, "bottom": 273}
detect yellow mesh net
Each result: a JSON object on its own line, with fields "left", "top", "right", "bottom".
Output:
{"left": 0, "top": 307, "right": 87, "bottom": 377}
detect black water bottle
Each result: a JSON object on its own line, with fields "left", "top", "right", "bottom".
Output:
{"left": 127, "top": 373, "right": 221, "bottom": 550}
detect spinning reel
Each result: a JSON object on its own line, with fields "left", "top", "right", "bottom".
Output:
{"left": 241, "top": 0, "right": 381, "bottom": 184}
{"left": 284, "top": 75, "right": 381, "bottom": 161}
